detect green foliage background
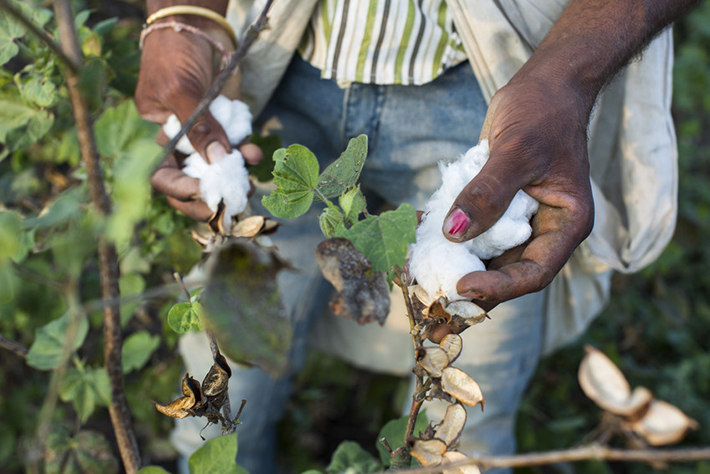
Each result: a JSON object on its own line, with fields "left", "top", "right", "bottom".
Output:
{"left": 0, "top": 0, "right": 709, "bottom": 473}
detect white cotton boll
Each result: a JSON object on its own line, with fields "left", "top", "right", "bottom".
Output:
{"left": 163, "top": 114, "right": 196, "bottom": 155}
{"left": 182, "top": 150, "right": 251, "bottom": 228}
{"left": 409, "top": 140, "right": 539, "bottom": 302}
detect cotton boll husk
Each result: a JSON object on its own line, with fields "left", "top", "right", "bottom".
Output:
{"left": 182, "top": 150, "right": 251, "bottom": 228}
{"left": 409, "top": 140, "right": 539, "bottom": 302}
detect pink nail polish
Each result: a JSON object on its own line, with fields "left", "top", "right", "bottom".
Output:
{"left": 443, "top": 208, "right": 470, "bottom": 238}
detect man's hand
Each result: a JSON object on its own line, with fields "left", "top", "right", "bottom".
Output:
{"left": 440, "top": 0, "right": 699, "bottom": 310}
{"left": 135, "top": 12, "right": 261, "bottom": 221}
{"left": 444, "top": 76, "right": 594, "bottom": 310}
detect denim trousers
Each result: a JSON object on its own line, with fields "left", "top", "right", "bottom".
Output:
{"left": 171, "top": 55, "right": 546, "bottom": 474}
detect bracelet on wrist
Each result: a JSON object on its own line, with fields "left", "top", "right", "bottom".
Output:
{"left": 145, "top": 5, "right": 237, "bottom": 47}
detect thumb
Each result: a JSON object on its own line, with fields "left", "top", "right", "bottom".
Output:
{"left": 442, "top": 153, "right": 529, "bottom": 242}
{"left": 173, "top": 96, "right": 232, "bottom": 164}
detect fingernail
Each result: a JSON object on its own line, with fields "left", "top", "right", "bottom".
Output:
{"left": 443, "top": 208, "right": 470, "bottom": 238}
{"left": 206, "top": 141, "right": 227, "bottom": 163}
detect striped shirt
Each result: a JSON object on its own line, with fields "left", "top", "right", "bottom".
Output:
{"left": 299, "top": 0, "right": 468, "bottom": 86}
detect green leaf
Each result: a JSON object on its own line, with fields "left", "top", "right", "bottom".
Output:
{"left": 0, "top": 2, "right": 50, "bottom": 66}
{"left": 335, "top": 203, "right": 417, "bottom": 279}
{"left": 188, "top": 433, "right": 247, "bottom": 474}
{"left": 316, "top": 135, "right": 367, "bottom": 199}
{"left": 95, "top": 100, "right": 160, "bottom": 158}
{"left": 339, "top": 185, "right": 367, "bottom": 225}
{"left": 21, "top": 75, "right": 56, "bottom": 107}
{"left": 326, "top": 441, "right": 382, "bottom": 474}
{"left": 24, "top": 187, "right": 85, "bottom": 229}
{"left": 0, "top": 212, "right": 23, "bottom": 264}
{"left": 26, "top": 313, "right": 89, "bottom": 370}
{"left": 167, "top": 302, "right": 202, "bottom": 335}
{"left": 122, "top": 331, "right": 160, "bottom": 373}
{"left": 119, "top": 273, "right": 146, "bottom": 326}
{"left": 0, "top": 94, "right": 36, "bottom": 142}
{"left": 59, "top": 366, "right": 112, "bottom": 422}
{"left": 45, "top": 429, "right": 118, "bottom": 474}
{"left": 376, "top": 412, "right": 428, "bottom": 466}
{"left": 262, "top": 145, "right": 320, "bottom": 219}
{"left": 249, "top": 133, "right": 280, "bottom": 182}
{"left": 319, "top": 204, "right": 344, "bottom": 238}
{"left": 201, "top": 242, "right": 292, "bottom": 376}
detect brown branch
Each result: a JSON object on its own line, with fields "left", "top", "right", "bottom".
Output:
{"left": 0, "top": 334, "right": 28, "bottom": 359}
{"left": 156, "top": 0, "right": 275, "bottom": 168}
{"left": 52, "top": 1, "right": 140, "bottom": 472}
{"left": 370, "top": 445, "right": 710, "bottom": 474}
{"left": 0, "top": 0, "right": 78, "bottom": 73}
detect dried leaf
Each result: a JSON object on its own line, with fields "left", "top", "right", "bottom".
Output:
{"left": 153, "top": 373, "right": 201, "bottom": 419}
{"left": 410, "top": 438, "right": 447, "bottom": 467}
{"left": 316, "top": 238, "right": 390, "bottom": 325}
{"left": 201, "top": 353, "right": 231, "bottom": 398}
{"left": 439, "top": 334, "right": 463, "bottom": 364}
{"left": 417, "top": 346, "right": 450, "bottom": 378}
{"left": 441, "top": 451, "right": 481, "bottom": 474}
{"left": 441, "top": 367, "right": 485, "bottom": 409}
{"left": 436, "top": 403, "right": 467, "bottom": 447}
{"left": 630, "top": 400, "right": 699, "bottom": 446}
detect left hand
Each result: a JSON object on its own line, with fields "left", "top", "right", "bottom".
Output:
{"left": 442, "top": 74, "right": 595, "bottom": 311}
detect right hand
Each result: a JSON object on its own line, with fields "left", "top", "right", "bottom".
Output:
{"left": 135, "top": 19, "right": 262, "bottom": 221}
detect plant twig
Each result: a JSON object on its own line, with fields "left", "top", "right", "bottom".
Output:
{"left": 370, "top": 444, "right": 710, "bottom": 474}
{"left": 0, "top": 0, "right": 78, "bottom": 72}
{"left": 0, "top": 334, "right": 28, "bottom": 358}
{"left": 156, "top": 0, "right": 274, "bottom": 169}
{"left": 52, "top": 1, "right": 140, "bottom": 471}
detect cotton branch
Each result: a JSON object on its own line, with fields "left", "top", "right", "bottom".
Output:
{"left": 156, "top": 0, "right": 274, "bottom": 168}
{"left": 52, "top": 0, "right": 140, "bottom": 471}
{"left": 0, "top": 334, "right": 28, "bottom": 359}
{"left": 370, "top": 444, "right": 710, "bottom": 474}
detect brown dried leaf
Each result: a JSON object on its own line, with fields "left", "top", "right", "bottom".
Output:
{"left": 439, "top": 334, "right": 463, "bottom": 364}
{"left": 436, "top": 403, "right": 467, "bottom": 447}
{"left": 153, "top": 373, "right": 201, "bottom": 418}
{"left": 630, "top": 400, "right": 699, "bottom": 446}
{"left": 410, "top": 438, "right": 447, "bottom": 467}
{"left": 315, "top": 238, "right": 390, "bottom": 325}
{"left": 441, "top": 451, "right": 482, "bottom": 474}
{"left": 578, "top": 345, "right": 647, "bottom": 416}
{"left": 417, "top": 346, "right": 450, "bottom": 378}
{"left": 202, "top": 353, "right": 231, "bottom": 398}
{"left": 441, "top": 367, "right": 485, "bottom": 409}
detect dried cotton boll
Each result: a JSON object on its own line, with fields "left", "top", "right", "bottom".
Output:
{"left": 409, "top": 140, "right": 539, "bottom": 302}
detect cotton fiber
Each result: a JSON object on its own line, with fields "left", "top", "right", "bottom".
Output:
{"left": 408, "top": 140, "right": 539, "bottom": 303}
{"left": 162, "top": 96, "right": 253, "bottom": 227}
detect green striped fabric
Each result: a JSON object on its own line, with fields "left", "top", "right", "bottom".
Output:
{"left": 299, "top": 0, "right": 467, "bottom": 86}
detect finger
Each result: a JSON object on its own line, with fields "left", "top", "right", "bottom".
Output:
{"left": 167, "top": 196, "right": 213, "bottom": 222}
{"left": 443, "top": 153, "right": 534, "bottom": 242}
{"left": 150, "top": 155, "right": 201, "bottom": 201}
{"left": 238, "top": 142, "right": 263, "bottom": 166}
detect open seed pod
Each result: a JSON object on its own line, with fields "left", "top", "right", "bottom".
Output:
{"left": 410, "top": 438, "right": 447, "bottom": 467}
{"left": 202, "top": 353, "right": 231, "bottom": 398}
{"left": 578, "top": 345, "right": 653, "bottom": 417}
{"left": 441, "top": 367, "right": 485, "bottom": 410}
{"left": 153, "top": 373, "right": 201, "bottom": 419}
{"left": 446, "top": 300, "right": 487, "bottom": 327}
{"left": 441, "top": 451, "right": 482, "bottom": 474}
{"left": 230, "top": 215, "right": 280, "bottom": 238}
{"left": 439, "top": 334, "right": 463, "bottom": 364}
{"left": 417, "top": 346, "right": 450, "bottom": 378}
{"left": 435, "top": 403, "right": 467, "bottom": 447}
{"left": 629, "top": 400, "right": 699, "bottom": 446}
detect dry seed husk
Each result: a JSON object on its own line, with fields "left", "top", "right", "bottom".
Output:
{"left": 578, "top": 345, "right": 645, "bottom": 416}
{"left": 446, "top": 300, "right": 486, "bottom": 326}
{"left": 230, "top": 215, "right": 265, "bottom": 238}
{"left": 439, "top": 334, "right": 463, "bottom": 364}
{"left": 410, "top": 438, "right": 447, "bottom": 467}
{"left": 436, "top": 403, "right": 467, "bottom": 447}
{"left": 441, "top": 367, "right": 485, "bottom": 409}
{"left": 153, "top": 373, "right": 201, "bottom": 418}
{"left": 441, "top": 451, "right": 482, "bottom": 474}
{"left": 418, "top": 346, "right": 450, "bottom": 378}
{"left": 630, "top": 400, "right": 699, "bottom": 446}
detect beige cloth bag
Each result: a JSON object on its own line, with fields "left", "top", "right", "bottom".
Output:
{"left": 226, "top": 0, "right": 677, "bottom": 362}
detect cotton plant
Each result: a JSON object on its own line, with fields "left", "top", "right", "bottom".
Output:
{"left": 163, "top": 95, "right": 253, "bottom": 230}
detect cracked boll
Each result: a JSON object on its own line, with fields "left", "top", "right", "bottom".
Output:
{"left": 408, "top": 140, "right": 539, "bottom": 303}
{"left": 163, "top": 95, "right": 253, "bottom": 227}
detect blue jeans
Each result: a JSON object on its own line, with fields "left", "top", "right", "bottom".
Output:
{"left": 171, "top": 55, "right": 545, "bottom": 474}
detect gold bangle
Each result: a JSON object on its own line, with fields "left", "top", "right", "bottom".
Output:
{"left": 146, "top": 5, "right": 237, "bottom": 47}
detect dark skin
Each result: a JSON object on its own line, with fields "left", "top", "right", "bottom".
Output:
{"left": 136, "top": 0, "right": 699, "bottom": 327}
